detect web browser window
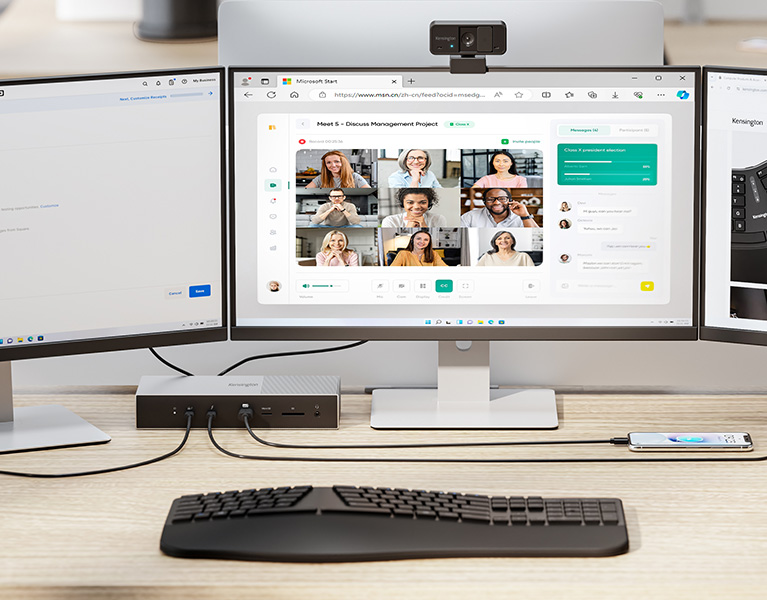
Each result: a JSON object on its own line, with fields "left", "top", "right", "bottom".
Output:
{"left": 704, "top": 68, "right": 767, "bottom": 335}
{"left": 0, "top": 70, "right": 224, "bottom": 350}
{"left": 232, "top": 68, "right": 697, "bottom": 331}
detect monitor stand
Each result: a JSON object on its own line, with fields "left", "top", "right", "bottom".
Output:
{"left": 370, "top": 341, "right": 558, "bottom": 429}
{"left": 0, "top": 361, "right": 111, "bottom": 454}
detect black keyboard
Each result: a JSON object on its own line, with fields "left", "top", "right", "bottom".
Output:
{"left": 160, "top": 485, "right": 629, "bottom": 562}
{"left": 732, "top": 164, "right": 767, "bottom": 243}
{"left": 731, "top": 164, "right": 767, "bottom": 284}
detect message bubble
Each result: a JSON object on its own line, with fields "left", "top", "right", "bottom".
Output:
{"left": 580, "top": 206, "right": 636, "bottom": 217}
{"left": 602, "top": 242, "right": 655, "bottom": 251}
{"left": 578, "top": 224, "right": 623, "bottom": 234}
{"left": 579, "top": 259, "right": 648, "bottom": 273}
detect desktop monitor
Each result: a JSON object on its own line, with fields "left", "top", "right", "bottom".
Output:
{"left": 0, "top": 68, "right": 227, "bottom": 453}
{"left": 701, "top": 66, "right": 767, "bottom": 346}
{"left": 229, "top": 66, "right": 699, "bottom": 428}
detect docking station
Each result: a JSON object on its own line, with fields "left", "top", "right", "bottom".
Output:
{"left": 136, "top": 375, "right": 340, "bottom": 429}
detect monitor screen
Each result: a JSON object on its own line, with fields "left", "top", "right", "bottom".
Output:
{"left": 0, "top": 68, "right": 227, "bottom": 361}
{"left": 230, "top": 67, "right": 698, "bottom": 341}
{"left": 702, "top": 66, "right": 767, "bottom": 345}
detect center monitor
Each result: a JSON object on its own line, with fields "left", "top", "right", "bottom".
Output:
{"left": 229, "top": 67, "right": 699, "bottom": 428}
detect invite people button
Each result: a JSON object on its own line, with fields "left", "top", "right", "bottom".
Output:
{"left": 189, "top": 284, "right": 212, "bottom": 298}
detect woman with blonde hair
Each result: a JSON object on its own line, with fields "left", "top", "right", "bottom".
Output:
{"left": 315, "top": 230, "right": 359, "bottom": 266}
{"left": 306, "top": 151, "right": 370, "bottom": 189}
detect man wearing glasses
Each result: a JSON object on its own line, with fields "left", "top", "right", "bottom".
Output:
{"left": 460, "top": 187, "right": 539, "bottom": 228}
{"left": 310, "top": 188, "right": 362, "bottom": 227}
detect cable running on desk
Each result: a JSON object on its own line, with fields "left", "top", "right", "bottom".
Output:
{"left": 207, "top": 412, "right": 767, "bottom": 464}
{"left": 0, "top": 410, "right": 195, "bottom": 478}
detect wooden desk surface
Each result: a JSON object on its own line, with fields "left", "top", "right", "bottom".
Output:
{"left": 1, "top": 389, "right": 766, "bottom": 599}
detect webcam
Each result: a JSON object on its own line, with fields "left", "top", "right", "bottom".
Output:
{"left": 430, "top": 21, "right": 506, "bottom": 73}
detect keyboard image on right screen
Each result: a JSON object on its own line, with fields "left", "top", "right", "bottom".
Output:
{"left": 732, "top": 162, "right": 767, "bottom": 284}
{"left": 160, "top": 485, "right": 629, "bottom": 561}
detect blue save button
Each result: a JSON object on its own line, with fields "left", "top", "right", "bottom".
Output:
{"left": 189, "top": 284, "right": 212, "bottom": 298}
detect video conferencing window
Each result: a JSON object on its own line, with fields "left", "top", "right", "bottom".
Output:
{"left": 232, "top": 69, "right": 697, "bottom": 329}
{"left": 704, "top": 69, "right": 767, "bottom": 334}
{"left": 0, "top": 71, "right": 224, "bottom": 350}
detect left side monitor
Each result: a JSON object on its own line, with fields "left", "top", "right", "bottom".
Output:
{"left": 0, "top": 68, "right": 227, "bottom": 361}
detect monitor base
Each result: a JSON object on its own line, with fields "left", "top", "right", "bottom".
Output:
{"left": 0, "top": 405, "right": 111, "bottom": 455}
{"left": 370, "top": 388, "right": 558, "bottom": 429}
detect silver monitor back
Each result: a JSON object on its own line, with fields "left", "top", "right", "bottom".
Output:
{"left": 218, "top": 0, "right": 664, "bottom": 68}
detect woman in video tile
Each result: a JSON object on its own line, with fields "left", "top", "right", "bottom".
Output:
{"left": 381, "top": 188, "right": 446, "bottom": 227}
{"left": 315, "top": 230, "right": 359, "bottom": 267}
{"left": 305, "top": 151, "right": 371, "bottom": 188}
{"left": 310, "top": 189, "right": 362, "bottom": 227}
{"left": 476, "top": 231, "right": 533, "bottom": 267}
{"left": 389, "top": 230, "right": 447, "bottom": 267}
{"left": 388, "top": 149, "right": 442, "bottom": 188}
{"left": 471, "top": 150, "right": 527, "bottom": 188}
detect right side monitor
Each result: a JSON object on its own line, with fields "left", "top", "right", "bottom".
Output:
{"left": 702, "top": 67, "right": 767, "bottom": 345}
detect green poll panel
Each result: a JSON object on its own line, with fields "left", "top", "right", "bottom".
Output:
{"left": 557, "top": 144, "right": 658, "bottom": 186}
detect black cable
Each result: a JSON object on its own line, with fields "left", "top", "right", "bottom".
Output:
{"left": 0, "top": 410, "right": 194, "bottom": 478}
{"left": 148, "top": 341, "right": 369, "bottom": 377}
{"left": 149, "top": 347, "right": 194, "bottom": 376}
{"left": 217, "top": 340, "right": 368, "bottom": 376}
{"left": 240, "top": 408, "right": 611, "bottom": 450}
{"left": 208, "top": 412, "right": 767, "bottom": 464}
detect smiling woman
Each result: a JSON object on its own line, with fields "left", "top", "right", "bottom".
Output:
{"left": 381, "top": 188, "right": 446, "bottom": 227}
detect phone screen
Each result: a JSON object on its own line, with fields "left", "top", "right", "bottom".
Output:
{"left": 628, "top": 432, "right": 752, "bottom": 449}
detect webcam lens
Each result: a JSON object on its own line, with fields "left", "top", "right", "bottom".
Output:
{"left": 461, "top": 32, "right": 476, "bottom": 47}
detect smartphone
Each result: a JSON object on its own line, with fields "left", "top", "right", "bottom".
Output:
{"left": 627, "top": 432, "right": 753, "bottom": 451}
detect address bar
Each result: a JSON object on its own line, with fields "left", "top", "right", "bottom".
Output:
{"left": 308, "top": 88, "right": 532, "bottom": 101}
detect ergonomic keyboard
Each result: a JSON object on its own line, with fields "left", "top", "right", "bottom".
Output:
{"left": 160, "top": 485, "right": 629, "bottom": 562}
{"left": 732, "top": 164, "right": 767, "bottom": 284}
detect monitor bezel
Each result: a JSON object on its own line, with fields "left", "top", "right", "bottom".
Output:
{"left": 229, "top": 65, "right": 700, "bottom": 342}
{"left": 0, "top": 67, "right": 229, "bottom": 361}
